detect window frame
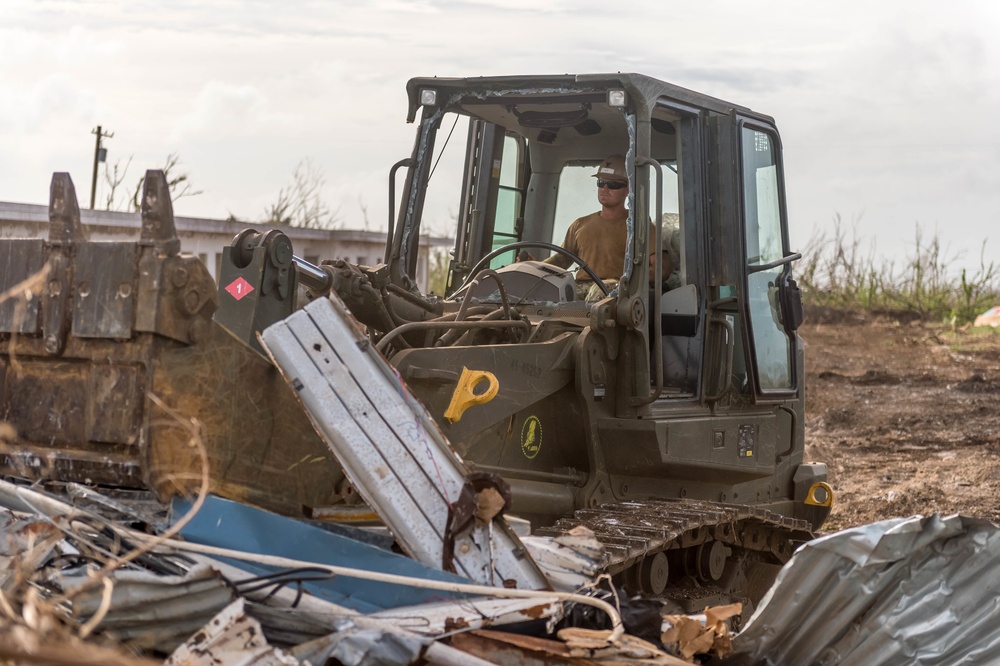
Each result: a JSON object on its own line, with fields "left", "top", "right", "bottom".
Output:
{"left": 736, "top": 117, "right": 800, "bottom": 400}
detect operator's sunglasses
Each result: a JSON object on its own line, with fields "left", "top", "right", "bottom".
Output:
{"left": 596, "top": 179, "right": 627, "bottom": 190}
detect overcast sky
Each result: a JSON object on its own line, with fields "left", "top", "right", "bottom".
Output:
{"left": 2, "top": 1, "right": 998, "bottom": 272}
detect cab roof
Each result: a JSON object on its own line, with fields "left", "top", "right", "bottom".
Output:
{"left": 404, "top": 73, "right": 763, "bottom": 124}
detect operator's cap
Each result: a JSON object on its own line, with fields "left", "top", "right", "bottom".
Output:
{"left": 593, "top": 154, "right": 628, "bottom": 183}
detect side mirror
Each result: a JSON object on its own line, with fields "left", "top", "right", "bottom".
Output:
{"left": 780, "top": 276, "right": 804, "bottom": 331}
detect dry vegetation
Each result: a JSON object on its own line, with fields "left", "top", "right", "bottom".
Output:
{"left": 798, "top": 218, "right": 1000, "bottom": 325}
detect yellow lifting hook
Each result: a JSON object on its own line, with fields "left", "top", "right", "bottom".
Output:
{"left": 444, "top": 367, "right": 499, "bottom": 423}
{"left": 804, "top": 481, "right": 834, "bottom": 507}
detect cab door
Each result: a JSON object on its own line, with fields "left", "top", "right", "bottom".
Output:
{"left": 737, "top": 121, "right": 800, "bottom": 397}
{"left": 447, "top": 120, "right": 528, "bottom": 294}
{"left": 627, "top": 113, "right": 800, "bottom": 501}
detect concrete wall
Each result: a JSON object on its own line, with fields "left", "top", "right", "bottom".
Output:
{"left": 0, "top": 202, "right": 451, "bottom": 291}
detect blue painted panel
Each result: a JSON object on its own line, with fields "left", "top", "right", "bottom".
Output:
{"left": 172, "top": 495, "right": 471, "bottom": 612}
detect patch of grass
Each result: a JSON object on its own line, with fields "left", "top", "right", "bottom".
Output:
{"left": 939, "top": 326, "right": 1000, "bottom": 354}
{"left": 798, "top": 217, "right": 1000, "bottom": 325}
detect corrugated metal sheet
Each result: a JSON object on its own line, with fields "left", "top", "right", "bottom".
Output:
{"left": 70, "top": 565, "right": 236, "bottom": 653}
{"left": 727, "top": 514, "right": 1000, "bottom": 665}
{"left": 0, "top": 479, "right": 581, "bottom": 665}
{"left": 188, "top": 554, "right": 532, "bottom": 666}
{"left": 260, "top": 297, "right": 549, "bottom": 590}
{"left": 288, "top": 622, "right": 428, "bottom": 666}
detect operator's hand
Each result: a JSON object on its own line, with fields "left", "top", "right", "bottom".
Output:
{"left": 517, "top": 250, "right": 537, "bottom": 262}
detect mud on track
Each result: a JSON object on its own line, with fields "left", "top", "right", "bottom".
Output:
{"left": 801, "top": 307, "right": 1000, "bottom": 531}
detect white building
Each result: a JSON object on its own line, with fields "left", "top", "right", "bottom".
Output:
{"left": 0, "top": 202, "right": 451, "bottom": 291}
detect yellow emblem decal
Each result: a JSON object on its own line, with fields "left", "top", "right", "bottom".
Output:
{"left": 521, "top": 416, "right": 542, "bottom": 459}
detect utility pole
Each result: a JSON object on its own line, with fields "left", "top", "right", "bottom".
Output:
{"left": 89, "top": 126, "right": 114, "bottom": 209}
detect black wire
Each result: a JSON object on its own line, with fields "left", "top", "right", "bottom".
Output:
{"left": 428, "top": 114, "right": 459, "bottom": 182}
{"left": 234, "top": 566, "right": 339, "bottom": 607}
{"left": 43, "top": 552, "right": 106, "bottom": 570}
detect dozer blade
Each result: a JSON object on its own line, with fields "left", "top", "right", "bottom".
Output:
{"left": 0, "top": 172, "right": 345, "bottom": 516}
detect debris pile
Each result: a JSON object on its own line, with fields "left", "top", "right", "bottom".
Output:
{"left": 2, "top": 284, "right": 1000, "bottom": 663}
{"left": 0, "top": 271, "right": 741, "bottom": 664}
{"left": 661, "top": 603, "right": 742, "bottom": 662}
{"left": 0, "top": 477, "right": 740, "bottom": 665}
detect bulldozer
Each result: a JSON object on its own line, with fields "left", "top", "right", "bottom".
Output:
{"left": 0, "top": 73, "right": 832, "bottom": 612}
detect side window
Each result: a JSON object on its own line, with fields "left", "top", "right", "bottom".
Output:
{"left": 425, "top": 113, "right": 471, "bottom": 234}
{"left": 741, "top": 127, "right": 793, "bottom": 391}
{"left": 551, "top": 165, "right": 598, "bottom": 250}
{"left": 658, "top": 160, "right": 681, "bottom": 287}
{"left": 651, "top": 106, "right": 683, "bottom": 288}
{"left": 489, "top": 134, "right": 527, "bottom": 267}
{"left": 449, "top": 119, "right": 524, "bottom": 291}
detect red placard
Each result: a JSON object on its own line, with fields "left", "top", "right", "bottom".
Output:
{"left": 224, "top": 277, "right": 254, "bottom": 301}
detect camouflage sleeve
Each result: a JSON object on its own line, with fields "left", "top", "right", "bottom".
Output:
{"left": 649, "top": 220, "right": 675, "bottom": 283}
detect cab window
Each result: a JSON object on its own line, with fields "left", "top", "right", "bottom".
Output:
{"left": 741, "top": 127, "right": 793, "bottom": 391}
{"left": 551, "top": 165, "right": 598, "bottom": 250}
{"left": 489, "top": 134, "right": 527, "bottom": 267}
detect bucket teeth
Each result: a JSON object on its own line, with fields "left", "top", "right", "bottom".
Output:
{"left": 48, "top": 173, "right": 88, "bottom": 244}
{"left": 139, "top": 169, "right": 180, "bottom": 254}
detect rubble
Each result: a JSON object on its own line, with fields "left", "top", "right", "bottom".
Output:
{"left": 1, "top": 287, "right": 997, "bottom": 665}
{"left": 2, "top": 465, "right": 999, "bottom": 664}
{"left": 661, "top": 603, "right": 741, "bottom": 661}
{"left": 0, "top": 470, "right": 761, "bottom": 665}
{"left": 165, "top": 599, "right": 300, "bottom": 666}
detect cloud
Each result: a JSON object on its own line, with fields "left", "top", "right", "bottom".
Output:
{"left": 2, "top": 0, "right": 998, "bottom": 270}
{"left": 0, "top": 24, "right": 123, "bottom": 66}
{"left": 0, "top": 74, "right": 99, "bottom": 133}
{"left": 170, "top": 81, "right": 296, "bottom": 141}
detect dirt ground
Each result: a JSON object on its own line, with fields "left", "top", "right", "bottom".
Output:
{"left": 800, "top": 307, "right": 1000, "bottom": 532}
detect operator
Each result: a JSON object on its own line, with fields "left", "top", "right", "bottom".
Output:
{"left": 540, "top": 154, "right": 667, "bottom": 301}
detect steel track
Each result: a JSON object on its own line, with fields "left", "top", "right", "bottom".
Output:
{"left": 534, "top": 498, "right": 814, "bottom": 576}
